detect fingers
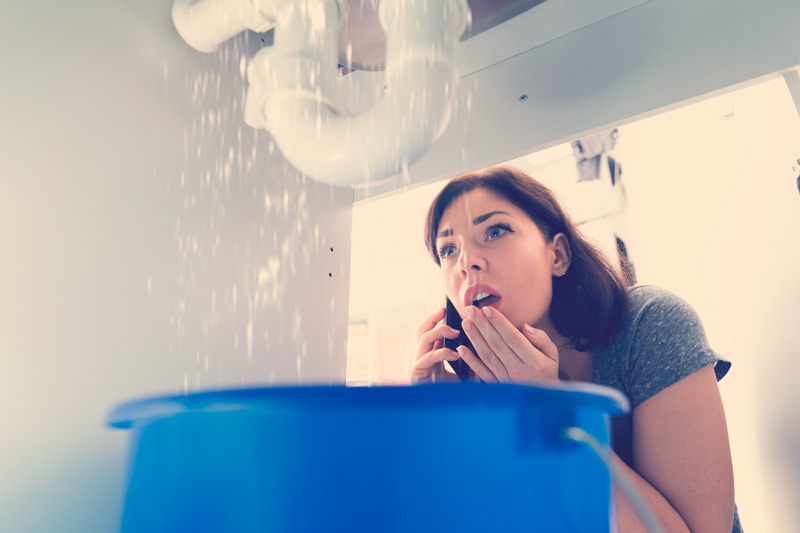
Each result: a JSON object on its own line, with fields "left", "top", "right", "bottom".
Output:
{"left": 410, "top": 346, "right": 461, "bottom": 384}
{"left": 461, "top": 305, "right": 560, "bottom": 383}
{"left": 459, "top": 306, "right": 518, "bottom": 379}
{"left": 411, "top": 308, "right": 463, "bottom": 385}
{"left": 455, "top": 345, "right": 499, "bottom": 383}
{"left": 416, "top": 307, "right": 445, "bottom": 344}
{"left": 414, "top": 306, "right": 562, "bottom": 385}
{"left": 477, "top": 306, "right": 559, "bottom": 367}
{"left": 416, "top": 323, "right": 461, "bottom": 361}
{"left": 521, "top": 323, "right": 560, "bottom": 364}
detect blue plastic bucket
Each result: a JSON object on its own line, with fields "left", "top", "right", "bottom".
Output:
{"left": 108, "top": 383, "right": 628, "bottom": 532}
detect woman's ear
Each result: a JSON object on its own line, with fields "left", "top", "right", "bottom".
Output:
{"left": 551, "top": 232, "right": 572, "bottom": 276}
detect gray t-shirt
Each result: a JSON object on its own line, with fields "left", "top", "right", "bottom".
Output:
{"left": 593, "top": 284, "right": 741, "bottom": 532}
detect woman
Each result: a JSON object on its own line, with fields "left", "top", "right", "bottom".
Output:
{"left": 411, "top": 166, "right": 741, "bottom": 532}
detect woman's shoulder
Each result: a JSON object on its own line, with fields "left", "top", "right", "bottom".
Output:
{"left": 594, "top": 284, "right": 729, "bottom": 409}
{"left": 623, "top": 284, "right": 707, "bottom": 345}
{"left": 628, "top": 284, "right": 686, "bottom": 308}
{"left": 623, "top": 284, "right": 731, "bottom": 382}
{"left": 625, "top": 284, "right": 702, "bottom": 325}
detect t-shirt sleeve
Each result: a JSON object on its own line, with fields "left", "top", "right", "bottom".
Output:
{"left": 625, "top": 286, "right": 730, "bottom": 408}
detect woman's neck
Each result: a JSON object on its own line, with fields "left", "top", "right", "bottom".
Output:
{"left": 558, "top": 346, "right": 593, "bottom": 382}
{"left": 536, "top": 318, "right": 593, "bottom": 383}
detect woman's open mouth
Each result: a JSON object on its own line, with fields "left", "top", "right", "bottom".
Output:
{"left": 472, "top": 292, "right": 501, "bottom": 309}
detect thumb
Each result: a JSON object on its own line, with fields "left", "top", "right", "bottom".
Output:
{"left": 523, "top": 325, "right": 560, "bottom": 363}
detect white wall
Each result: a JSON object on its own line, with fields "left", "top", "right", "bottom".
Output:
{"left": 615, "top": 77, "right": 800, "bottom": 533}
{"left": 347, "top": 183, "right": 445, "bottom": 385}
{"left": 0, "top": 3, "right": 352, "bottom": 532}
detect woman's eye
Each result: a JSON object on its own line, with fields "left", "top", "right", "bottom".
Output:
{"left": 487, "top": 224, "right": 511, "bottom": 240}
{"left": 438, "top": 245, "right": 456, "bottom": 259}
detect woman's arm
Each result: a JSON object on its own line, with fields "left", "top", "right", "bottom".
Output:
{"left": 615, "top": 364, "right": 735, "bottom": 532}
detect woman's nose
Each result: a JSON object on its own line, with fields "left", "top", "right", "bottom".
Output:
{"left": 457, "top": 244, "right": 485, "bottom": 279}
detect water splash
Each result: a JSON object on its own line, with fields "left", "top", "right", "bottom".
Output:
{"left": 166, "top": 31, "right": 346, "bottom": 392}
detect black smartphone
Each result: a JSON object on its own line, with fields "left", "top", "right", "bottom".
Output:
{"left": 444, "top": 297, "right": 475, "bottom": 381}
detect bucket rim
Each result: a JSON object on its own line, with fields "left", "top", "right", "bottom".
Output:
{"left": 107, "top": 382, "right": 629, "bottom": 429}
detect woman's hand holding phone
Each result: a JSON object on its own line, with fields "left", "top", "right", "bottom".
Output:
{"left": 410, "top": 307, "right": 462, "bottom": 384}
{"left": 457, "top": 305, "right": 561, "bottom": 384}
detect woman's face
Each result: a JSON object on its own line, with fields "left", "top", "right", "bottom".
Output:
{"left": 435, "top": 187, "right": 565, "bottom": 331}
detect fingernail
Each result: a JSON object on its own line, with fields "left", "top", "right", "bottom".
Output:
{"left": 483, "top": 306, "right": 493, "bottom": 319}
{"left": 449, "top": 327, "right": 460, "bottom": 335}
{"left": 524, "top": 324, "right": 536, "bottom": 335}
{"left": 452, "top": 349, "right": 460, "bottom": 358}
{"left": 465, "top": 306, "right": 476, "bottom": 317}
{"left": 456, "top": 346, "right": 464, "bottom": 356}
{"left": 462, "top": 319, "right": 472, "bottom": 332}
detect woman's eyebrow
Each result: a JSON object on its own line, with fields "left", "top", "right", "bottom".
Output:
{"left": 437, "top": 211, "right": 511, "bottom": 240}
{"left": 472, "top": 211, "right": 511, "bottom": 225}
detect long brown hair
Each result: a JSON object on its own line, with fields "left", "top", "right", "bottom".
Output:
{"left": 424, "top": 166, "right": 630, "bottom": 351}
